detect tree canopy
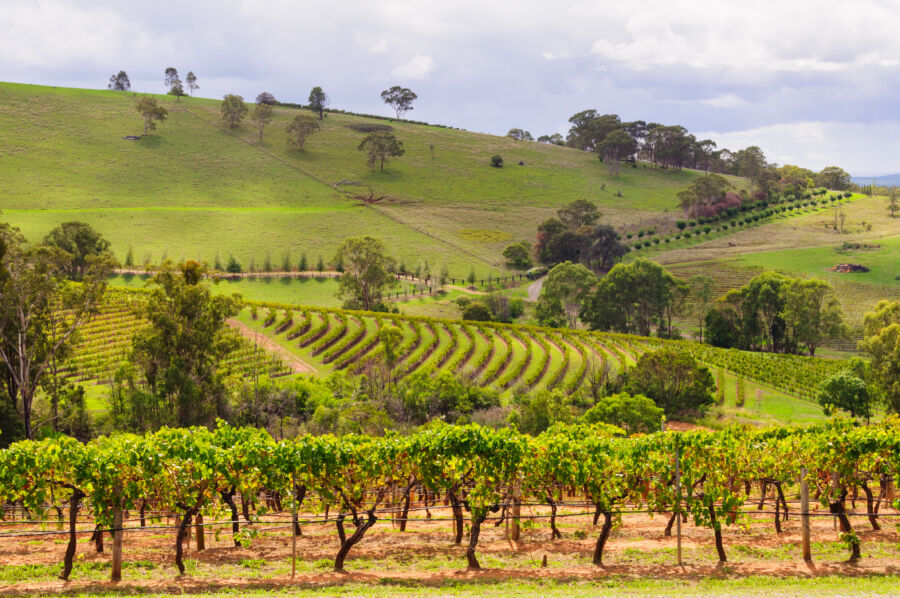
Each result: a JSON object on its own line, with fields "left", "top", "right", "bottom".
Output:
{"left": 333, "top": 237, "right": 397, "bottom": 311}
{"left": 381, "top": 86, "right": 417, "bottom": 119}
{"left": 107, "top": 70, "right": 130, "bottom": 91}
{"left": 0, "top": 223, "right": 111, "bottom": 439}
{"left": 42, "top": 222, "right": 114, "bottom": 281}
{"left": 286, "top": 116, "right": 320, "bottom": 151}
{"left": 135, "top": 97, "right": 167, "bottom": 136}
{"left": 308, "top": 86, "right": 328, "bottom": 119}
{"left": 858, "top": 300, "right": 900, "bottom": 413}
{"left": 535, "top": 261, "right": 596, "bottom": 328}
{"left": 357, "top": 132, "right": 405, "bottom": 172}
{"left": 623, "top": 349, "right": 714, "bottom": 416}
{"left": 581, "top": 259, "right": 686, "bottom": 337}
{"left": 221, "top": 94, "right": 248, "bottom": 129}
{"left": 123, "top": 261, "right": 241, "bottom": 429}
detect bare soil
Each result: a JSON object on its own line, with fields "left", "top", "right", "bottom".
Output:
{"left": 1, "top": 499, "right": 897, "bottom": 596}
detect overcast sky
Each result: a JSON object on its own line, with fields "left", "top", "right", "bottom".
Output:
{"left": 4, "top": 0, "right": 900, "bottom": 176}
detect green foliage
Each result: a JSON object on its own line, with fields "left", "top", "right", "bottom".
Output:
{"left": 125, "top": 261, "right": 241, "bottom": 428}
{"left": 581, "top": 392, "right": 663, "bottom": 434}
{"left": 502, "top": 241, "right": 533, "bottom": 269}
{"left": 221, "top": 94, "right": 248, "bottom": 129}
{"left": 334, "top": 237, "right": 396, "bottom": 311}
{"left": 42, "top": 221, "right": 114, "bottom": 281}
{"left": 134, "top": 96, "right": 167, "bottom": 136}
{"left": 490, "top": 154, "right": 503, "bottom": 167}
{"left": 623, "top": 348, "right": 714, "bottom": 416}
{"left": 381, "top": 86, "right": 417, "bottom": 119}
{"left": 858, "top": 300, "right": 900, "bottom": 413}
{"left": 581, "top": 258, "right": 685, "bottom": 337}
{"left": 818, "top": 371, "right": 871, "bottom": 419}
{"left": 462, "top": 303, "right": 492, "bottom": 322}
{"left": 357, "top": 132, "right": 405, "bottom": 172}
{"left": 308, "top": 86, "right": 328, "bottom": 119}
{"left": 286, "top": 115, "right": 320, "bottom": 151}
{"left": 535, "top": 261, "right": 597, "bottom": 328}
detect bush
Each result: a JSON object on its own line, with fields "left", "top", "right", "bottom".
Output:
{"left": 581, "top": 392, "right": 663, "bottom": 435}
{"left": 462, "top": 303, "right": 493, "bottom": 322}
{"left": 676, "top": 220, "right": 687, "bottom": 230}
{"left": 490, "top": 154, "right": 504, "bottom": 168}
{"left": 623, "top": 349, "right": 715, "bottom": 416}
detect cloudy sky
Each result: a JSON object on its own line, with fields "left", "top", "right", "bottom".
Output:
{"left": 4, "top": 0, "right": 900, "bottom": 175}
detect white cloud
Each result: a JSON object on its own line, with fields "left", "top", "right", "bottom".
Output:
{"left": 697, "top": 121, "right": 900, "bottom": 174}
{"left": 700, "top": 94, "right": 746, "bottom": 109}
{"left": 368, "top": 39, "right": 389, "bottom": 54}
{"left": 392, "top": 55, "right": 435, "bottom": 80}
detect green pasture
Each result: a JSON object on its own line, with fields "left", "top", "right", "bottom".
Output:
{"left": 0, "top": 81, "right": 746, "bottom": 278}
{"left": 734, "top": 234, "right": 900, "bottom": 288}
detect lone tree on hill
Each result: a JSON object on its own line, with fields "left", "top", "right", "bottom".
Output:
{"left": 357, "top": 131, "right": 405, "bottom": 172}
{"left": 252, "top": 102, "right": 273, "bottom": 143}
{"left": 888, "top": 190, "right": 899, "bottom": 217}
{"left": 135, "top": 96, "right": 168, "bottom": 136}
{"left": 256, "top": 91, "right": 277, "bottom": 105}
{"left": 185, "top": 71, "right": 198, "bottom": 96}
{"left": 333, "top": 236, "right": 397, "bottom": 311}
{"left": 164, "top": 67, "right": 179, "bottom": 91}
{"left": 308, "top": 86, "right": 328, "bottom": 119}
{"left": 381, "top": 86, "right": 417, "bottom": 119}
{"left": 286, "top": 115, "right": 320, "bottom": 151}
{"left": 221, "top": 94, "right": 248, "bottom": 128}
{"left": 43, "top": 222, "right": 115, "bottom": 281}
{"left": 108, "top": 70, "right": 131, "bottom": 91}
{"left": 168, "top": 78, "right": 186, "bottom": 102}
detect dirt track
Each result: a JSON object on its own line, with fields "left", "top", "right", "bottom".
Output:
{"left": 227, "top": 318, "right": 317, "bottom": 375}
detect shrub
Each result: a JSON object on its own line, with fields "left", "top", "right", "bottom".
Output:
{"left": 490, "top": 154, "right": 504, "bottom": 168}
{"left": 581, "top": 393, "right": 663, "bottom": 435}
{"left": 462, "top": 303, "right": 492, "bottom": 321}
{"left": 676, "top": 220, "right": 687, "bottom": 230}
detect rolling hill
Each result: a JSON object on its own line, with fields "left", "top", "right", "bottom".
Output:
{"left": 0, "top": 81, "right": 740, "bottom": 279}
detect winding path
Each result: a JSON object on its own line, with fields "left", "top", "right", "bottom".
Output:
{"left": 527, "top": 276, "right": 545, "bottom": 302}
{"left": 227, "top": 319, "right": 317, "bottom": 375}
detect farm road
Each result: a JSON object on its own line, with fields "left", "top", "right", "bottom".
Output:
{"left": 527, "top": 276, "right": 544, "bottom": 302}
{"left": 227, "top": 319, "right": 317, "bottom": 375}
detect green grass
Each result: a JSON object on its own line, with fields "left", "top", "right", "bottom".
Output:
{"left": 44, "top": 575, "right": 900, "bottom": 597}
{"left": 735, "top": 235, "right": 900, "bottom": 288}
{"left": 108, "top": 273, "right": 345, "bottom": 307}
{"left": 0, "top": 81, "right": 746, "bottom": 280}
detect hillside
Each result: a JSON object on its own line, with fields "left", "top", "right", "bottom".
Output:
{"left": 0, "top": 82, "right": 741, "bottom": 278}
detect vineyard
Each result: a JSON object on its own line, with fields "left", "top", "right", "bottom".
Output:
{"left": 60, "top": 289, "right": 292, "bottom": 386}
{"left": 238, "top": 300, "right": 847, "bottom": 403}
{"left": 56, "top": 289, "right": 850, "bottom": 417}
{"left": 0, "top": 421, "right": 898, "bottom": 587}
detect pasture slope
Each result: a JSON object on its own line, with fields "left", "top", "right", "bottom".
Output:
{"left": 1, "top": 81, "right": 736, "bottom": 278}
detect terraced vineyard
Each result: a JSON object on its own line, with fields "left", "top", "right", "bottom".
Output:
{"left": 239, "top": 301, "right": 846, "bottom": 401}
{"left": 60, "top": 289, "right": 292, "bottom": 385}
{"left": 61, "top": 289, "right": 847, "bottom": 405}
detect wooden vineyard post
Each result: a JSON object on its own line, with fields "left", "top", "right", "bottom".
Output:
{"left": 196, "top": 513, "right": 205, "bottom": 551}
{"left": 800, "top": 467, "right": 812, "bottom": 562}
{"left": 291, "top": 473, "right": 298, "bottom": 579}
{"left": 511, "top": 482, "right": 521, "bottom": 542}
{"left": 674, "top": 442, "right": 682, "bottom": 567}
{"left": 111, "top": 484, "right": 123, "bottom": 582}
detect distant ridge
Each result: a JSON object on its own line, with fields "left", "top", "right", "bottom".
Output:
{"left": 851, "top": 173, "right": 900, "bottom": 186}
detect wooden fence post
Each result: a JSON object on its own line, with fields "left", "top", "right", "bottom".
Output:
{"left": 291, "top": 473, "right": 298, "bottom": 579}
{"left": 111, "top": 484, "right": 123, "bottom": 582}
{"left": 801, "top": 467, "right": 812, "bottom": 562}
{"left": 675, "top": 443, "right": 682, "bottom": 566}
